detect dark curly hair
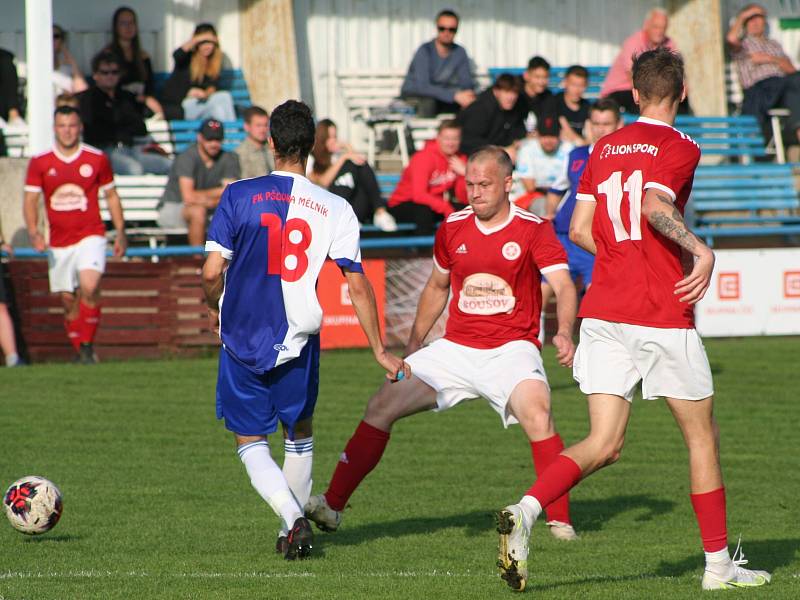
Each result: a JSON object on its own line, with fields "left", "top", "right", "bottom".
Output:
{"left": 269, "top": 100, "right": 315, "bottom": 163}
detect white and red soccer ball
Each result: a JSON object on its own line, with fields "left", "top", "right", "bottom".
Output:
{"left": 3, "top": 476, "right": 63, "bottom": 535}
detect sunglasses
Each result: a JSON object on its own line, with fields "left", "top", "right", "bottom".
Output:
{"left": 53, "top": 33, "right": 63, "bottom": 40}
{"left": 438, "top": 26, "right": 458, "bottom": 33}
{"left": 98, "top": 69, "right": 120, "bottom": 76}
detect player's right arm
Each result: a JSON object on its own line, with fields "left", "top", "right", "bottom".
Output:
{"left": 201, "top": 251, "right": 227, "bottom": 334}
{"left": 405, "top": 266, "right": 450, "bottom": 356}
{"left": 345, "top": 269, "right": 410, "bottom": 381}
{"left": 641, "top": 189, "right": 714, "bottom": 304}
{"left": 23, "top": 191, "right": 45, "bottom": 252}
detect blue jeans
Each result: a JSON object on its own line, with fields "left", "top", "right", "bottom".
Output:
{"left": 182, "top": 91, "right": 236, "bottom": 122}
{"left": 105, "top": 145, "right": 172, "bottom": 176}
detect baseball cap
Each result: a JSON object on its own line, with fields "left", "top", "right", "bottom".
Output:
{"left": 537, "top": 114, "right": 560, "bottom": 137}
{"left": 199, "top": 118, "right": 224, "bottom": 140}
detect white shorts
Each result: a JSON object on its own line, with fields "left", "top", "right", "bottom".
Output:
{"left": 405, "top": 338, "right": 548, "bottom": 427}
{"left": 47, "top": 235, "right": 107, "bottom": 293}
{"left": 573, "top": 318, "right": 714, "bottom": 402}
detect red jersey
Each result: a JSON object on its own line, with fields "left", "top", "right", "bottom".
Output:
{"left": 434, "top": 204, "right": 568, "bottom": 349}
{"left": 576, "top": 117, "right": 701, "bottom": 328}
{"left": 25, "top": 144, "right": 114, "bottom": 247}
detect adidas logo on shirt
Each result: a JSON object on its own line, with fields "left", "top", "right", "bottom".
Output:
{"left": 456, "top": 244, "right": 468, "bottom": 254}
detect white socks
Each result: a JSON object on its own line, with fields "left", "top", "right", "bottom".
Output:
{"left": 283, "top": 437, "right": 313, "bottom": 509}
{"left": 5, "top": 353, "right": 19, "bottom": 367}
{"left": 519, "top": 495, "right": 543, "bottom": 526}
{"left": 238, "top": 440, "right": 303, "bottom": 530}
{"left": 704, "top": 547, "right": 733, "bottom": 576}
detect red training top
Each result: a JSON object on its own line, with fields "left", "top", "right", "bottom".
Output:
{"left": 576, "top": 116, "right": 701, "bottom": 328}
{"left": 25, "top": 144, "right": 114, "bottom": 247}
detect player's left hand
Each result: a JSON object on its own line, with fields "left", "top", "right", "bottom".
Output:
{"left": 674, "top": 247, "right": 714, "bottom": 304}
{"left": 1, "top": 243, "right": 13, "bottom": 257}
{"left": 552, "top": 332, "right": 575, "bottom": 368}
{"left": 113, "top": 233, "right": 128, "bottom": 258}
{"left": 375, "top": 350, "right": 411, "bottom": 382}
{"left": 207, "top": 308, "right": 220, "bottom": 335}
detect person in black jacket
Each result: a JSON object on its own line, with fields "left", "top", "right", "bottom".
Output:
{"left": 78, "top": 50, "right": 171, "bottom": 175}
{"left": 159, "top": 23, "right": 235, "bottom": 122}
{"left": 104, "top": 6, "right": 164, "bottom": 119}
{"left": 457, "top": 74, "right": 527, "bottom": 160}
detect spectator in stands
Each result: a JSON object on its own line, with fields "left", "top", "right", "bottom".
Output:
{"left": 56, "top": 93, "right": 79, "bottom": 109}
{"left": 600, "top": 8, "right": 687, "bottom": 114}
{"left": 52, "top": 25, "right": 88, "bottom": 98}
{"left": 308, "top": 119, "right": 397, "bottom": 232}
{"left": 458, "top": 74, "right": 527, "bottom": 159}
{"left": 78, "top": 50, "right": 172, "bottom": 176}
{"left": 727, "top": 3, "right": 800, "bottom": 146}
{"left": 401, "top": 9, "right": 476, "bottom": 117}
{"left": 512, "top": 114, "right": 574, "bottom": 215}
{"left": 157, "top": 118, "right": 240, "bottom": 245}
{"left": 0, "top": 235, "right": 22, "bottom": 366}
{"left": 0, "top": 48, "right": 23, "bottom": 126}
{"left": 554, "top": 65, "right": 591, "bottom": 144}
{"left": 234, "top": 105, "right": 274, "bottom": 178}
{"left": 520, "top": 55, "right": 555, "bottom": 135}
{"left": 105, "top": 6, "right": 164, "bottom": 120}
{"left": 387, "top": 119, "right": 467, "bottom": 234}
{"left": 160, "top": 23, "right": 236, "bottom": 122}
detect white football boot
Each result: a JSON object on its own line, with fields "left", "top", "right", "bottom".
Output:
{"left": 496, "top": 504, "right": 531, "bottom": 592}
{"left": 304, "top": 494, "right": 342, "bottom": 532}
{"left": 701, "top": 541, "right": 771, "bottom": 590}
{"left": 546, "top": 520, "right": 578, "bottom": 541}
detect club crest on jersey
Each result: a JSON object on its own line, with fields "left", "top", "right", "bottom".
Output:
{"left": 458, "top": 273, "right": 516, "bottom": 315}
{"left": 502, "top": 242, "right": 521, "bottom": 261}
{"left": 79, "top": 164, "right": 94, "bottom": 178}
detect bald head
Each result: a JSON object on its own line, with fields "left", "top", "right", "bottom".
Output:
{"left": 643, "top": 8, "right": 668, "bottom": 45}
{"left": 467, "top": 146, "right": 514, "bottom": 178}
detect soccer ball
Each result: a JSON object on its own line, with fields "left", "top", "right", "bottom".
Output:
{"left": 3, "top": 476, "right": 63, "bottom": 535}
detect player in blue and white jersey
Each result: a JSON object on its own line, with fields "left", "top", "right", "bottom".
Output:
{"left": 541, "top": 99, "right": 622, "bottom": 314}
{"left": 201, "top": 100, "right": 408, "bottom": 560}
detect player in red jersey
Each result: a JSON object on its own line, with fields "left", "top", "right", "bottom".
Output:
{"left": 496, "top": 48, "right": 770, "bottom": 592}
{"left": 23, "top": 106, "right": 126, "bottom": 363}
{"left": 305, "top": 145, "right": 580, "bottom": 542}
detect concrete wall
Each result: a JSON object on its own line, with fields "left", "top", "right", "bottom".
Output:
{"left": 0, "top": 158, "right": 44, "bottom": 247}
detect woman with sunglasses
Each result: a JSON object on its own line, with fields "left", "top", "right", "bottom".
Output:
{"left": 52, "top": 25, "right": 88, "bottom": 98}
{"left": 160, "top": 23, "right": 236, "bottom": 122}
{"left": 105, "top": 6, "right": 164, "bottom": 120}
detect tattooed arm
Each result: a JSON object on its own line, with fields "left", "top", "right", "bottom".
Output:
{"left": 642, "top": 189, "right": 715, "bottom": 304}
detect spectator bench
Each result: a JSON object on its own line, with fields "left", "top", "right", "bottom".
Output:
{"left": 151, "top": 68, "right": 252, "bottom": 109}
{"left": 691, "top": 163, "right": 800, "bottom": 246}
{"left": 101, "top": 173, "right": 412, "bottom": 249}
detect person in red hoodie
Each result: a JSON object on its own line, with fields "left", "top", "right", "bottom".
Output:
{"left": 388, "top": 119, "right": 467, "bottom": 234}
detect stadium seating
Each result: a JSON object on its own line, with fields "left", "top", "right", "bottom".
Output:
{"left": 691, "top": 163, "right": 800, "bottom": 246}
{"left": 487, "top": 66, "right": 609, "bottom": 99}
{"left": 151, "top": 68, "right": 252, "bottom": 108}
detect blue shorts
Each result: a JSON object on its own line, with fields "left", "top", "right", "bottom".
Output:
{"left": 216, "top": 335, "right": 320, "bottom": 437}
{"left": 556, "top": 232, "right": 595, "bottom": 287}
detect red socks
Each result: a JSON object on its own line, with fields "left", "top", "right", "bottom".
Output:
{"left": 65, "top": 302, "right": 101, "bottom": 351}
{"left": 525, "top": 454, "right": 583, "bottom": 509}
{"left": 690, "top": 487, "right": 728, "bottom": 552}
{"left": 78, "top": 302, "right": 101, "bottom": 345}
{"left": 325, "top": 420, "right": 390, "bottom": 511}
{"left": 64, "top": 317, "right": 82, "bottom": 351}
{"left": 531, "top": 435, "right": 571, "bottom": 524}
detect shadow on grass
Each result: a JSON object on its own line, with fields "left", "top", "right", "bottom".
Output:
{"left": 570, "top": 494, "right": 677, "bottom": 533}
{"left": 321, "top": 494, "right": 674, "bottom": 548}
{"left": 656, "top": 538, "right": 800, "bottom": 577}
{"left": 23, "top": 534, "right": 81, "bottom": 543}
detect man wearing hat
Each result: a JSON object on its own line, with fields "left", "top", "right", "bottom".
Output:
{"left": 512, "top": 114, "right": 574, "bottom": 215}
{"left": 727, "top": 3, "right": 800, "bottom": 146}
{"left": 157, "top": 118, "right": 241, "bottom": 245}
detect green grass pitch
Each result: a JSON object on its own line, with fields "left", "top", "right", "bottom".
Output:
{"left": 1, "top": 337, "right": 798, "bottom": 599}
